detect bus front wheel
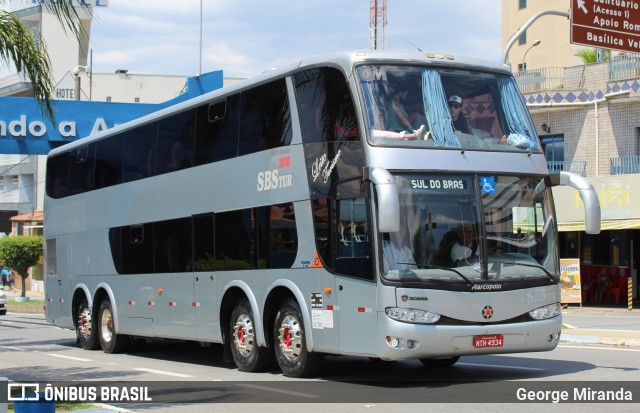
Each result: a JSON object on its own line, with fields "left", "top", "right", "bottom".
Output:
{"left": 97, "top": 298, "right": 129, "bottom": 353}
{"left": 229, "top": 299, "right": 271, "bottom": 372}
{"left": 273, "top": 299, "right": 321, "bottom": 378}
{"left": 76, "top": 298, "right": 99, "bottom": 350}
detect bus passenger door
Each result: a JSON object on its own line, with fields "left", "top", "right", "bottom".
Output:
{"left": 336, "top": 276, "right": 377, "bottom": 355}
{"left": 334, "top": 197, "right": 377, "bottom": 356}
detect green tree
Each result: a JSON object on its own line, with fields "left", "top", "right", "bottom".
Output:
{"left": 0, "top": 1, "right": 91, "bottom": 123}
{"left": 574, "top": 48, "right": 612, "bottom": 64}
{"left": 0, "top": 236, "right": 44, "bottom": 298}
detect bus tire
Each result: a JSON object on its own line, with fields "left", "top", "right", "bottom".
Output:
{"left": 419, "top": 356, "right": 460, "bottom": 367}
{"left": 273, "top": 299, "right": 321, "bottom": 378}
{"left": 229, "top": 299, "right": 271, "bottom": 372}
{"left": 97, "top": 298, "right": 129, "bottom": 353}
{"left": 76, "top": 298, "right": 99, "bottom": 350}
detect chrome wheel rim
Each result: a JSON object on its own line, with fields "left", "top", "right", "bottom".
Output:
{"left": 233, "top": 313, "right": 255, "bottom": 357}
{"left": 100, "top": 308, "right": 114, "bottom": 343}
{"left": 278, "top": 314, "right": 302, "bottom": 362}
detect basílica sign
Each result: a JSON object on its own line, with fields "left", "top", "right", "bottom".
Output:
{"left": 571, "top": 0, "right": 640, "bottom": 53}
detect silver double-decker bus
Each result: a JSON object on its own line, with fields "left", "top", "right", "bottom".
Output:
{"left": 44, "top": 51, "right": 600, "bottom": 377}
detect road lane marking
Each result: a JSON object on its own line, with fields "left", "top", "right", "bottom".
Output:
{"left": 457, "top": 363, "right": 545, "bottom": 371}
{"left": 0, "top": 345, "right": 26, "bottom": 351}
{"left": 133, "top": 367, "right": 193, "bottom": 378}
{"left": 559, "top": 344, "right": 640, "bottom": 352}
{"left": 237, "top": 383, "right": 319, "bottom": 399}
{"left": 48, "top": 354, "right": 93, "bottom": 362}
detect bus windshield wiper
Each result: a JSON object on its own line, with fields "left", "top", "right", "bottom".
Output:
{"left": 503, "top": 261, "right": 558, "bottom": 282}
{"left": 403, "top": 263, "right": 474, "bottom": 286}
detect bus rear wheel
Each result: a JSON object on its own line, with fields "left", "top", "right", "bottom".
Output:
{"left": 419, "top": 356, "right": 460, "bottom": 367}
{"left": 97, "top": 298, "right": 129, "bottom": 353}
{"left": 76, "top": 298, "right": 99, "bottom": 350}
{"left": 273, "top": 299, "right": 321, "bottom": 378}
{"left": 229, "top": 299, "right": 271, "bottom": 372}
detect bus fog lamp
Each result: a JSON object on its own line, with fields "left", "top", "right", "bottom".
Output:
{"left": 386, "top": 336, "right": 400, "bottom": 348}
{"left": 529, "top": 303, "right": 561, "bottom": 320}
{"left": 385, "top": 308, "right": 440, "bottom": 324}
{"left": 548, "top": 332, "right": 560, "bottom": 342}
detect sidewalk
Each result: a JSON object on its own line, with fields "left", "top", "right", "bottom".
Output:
{"left": 2, "top": 287, "right": 44, "bottom": 300}
{"left": 561, "top": 304, "right": 640, "bottom": 348}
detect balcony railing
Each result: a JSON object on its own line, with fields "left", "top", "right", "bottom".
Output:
{"left": 608, "top": 54, "right": 640, "bottom": 81}
{"left": 611, "top": 156, "right": 640, "bottom": 175}
{"left": 547, "top": 160, "right": 587, "bottom": 176}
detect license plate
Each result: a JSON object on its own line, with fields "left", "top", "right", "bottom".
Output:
{"left": 473, "top": 334, "right": 504, "bottom": 348}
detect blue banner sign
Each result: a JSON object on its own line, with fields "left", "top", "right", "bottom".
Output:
{"left": 0, "top": 71, "right": 223, "bottom": 155}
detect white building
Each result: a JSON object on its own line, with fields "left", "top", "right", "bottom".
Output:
{"left": 0, "top": 1, "right": 241, "bottom": 233}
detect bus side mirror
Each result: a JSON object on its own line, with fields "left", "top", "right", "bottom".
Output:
{"left": 364, "top": 167, "right": 399, "bottom": 233}
{"left": 550, "top": 171, "right": 601, "bottom": 234}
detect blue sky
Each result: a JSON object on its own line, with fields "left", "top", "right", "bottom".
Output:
{"left": 88, "top": 0, "right": 503, "bottom": 79}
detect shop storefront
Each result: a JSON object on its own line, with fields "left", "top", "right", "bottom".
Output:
{"left": 553, "top": 174, "right": 640, "bottom": 305}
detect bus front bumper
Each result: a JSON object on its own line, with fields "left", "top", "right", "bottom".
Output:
{"left": 376, "top": 312, "right": 562, "bottom": 360}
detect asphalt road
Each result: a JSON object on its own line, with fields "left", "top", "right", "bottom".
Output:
{"left": 1, "top": 313, "right": 639, "bottom": 412}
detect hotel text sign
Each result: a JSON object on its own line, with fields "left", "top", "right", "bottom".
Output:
{"left": 571, "top": 0, "right": 640, "bottom": 53}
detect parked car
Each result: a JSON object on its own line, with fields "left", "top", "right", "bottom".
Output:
{"left": 0, "top": 286, "right": 7, "bottom": 315}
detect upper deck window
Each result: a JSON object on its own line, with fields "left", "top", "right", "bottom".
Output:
{"left": 357, "top": 65, "right": 540, "bottom": 153}
{"left": 294, "top": 67, "right": 359, "bottom": 143}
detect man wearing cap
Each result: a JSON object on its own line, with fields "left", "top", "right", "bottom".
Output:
{"left": 448, "top": 95, "right": 469, "bottom": 134}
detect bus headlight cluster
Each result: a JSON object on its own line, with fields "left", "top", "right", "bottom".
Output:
{"left": 529, "top": 303, "right": 561, "bottom": 320}
{"left": 385, "top": 308, "right": 440, "bottom": 324}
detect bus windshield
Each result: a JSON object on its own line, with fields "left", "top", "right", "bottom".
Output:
{"left": 357, "top": 64, "right": 540, "bottom": 152}
{"left": 381, "top": 174, "right": 558, "bottom": 284}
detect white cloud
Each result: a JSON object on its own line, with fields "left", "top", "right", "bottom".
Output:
{"left": 88, "top": 0, "right": 503, "bottom": 78}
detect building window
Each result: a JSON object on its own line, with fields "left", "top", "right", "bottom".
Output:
{"left": 518, "top": 31, "right": 527, "bottom": 45}
{"left": 134, "top": 97, "right": 140, "bottom": 102}
{"left": 519, "top": 0, "right": 527, "bottom": 9}
{"left": 106, "top": 96, "right": 112, "bottom": 102}
{"left": 518, "top": 63, "right": 527, "bottom": 72}
{"left": 542, "top": 135, "right": 565, "bottom": 173}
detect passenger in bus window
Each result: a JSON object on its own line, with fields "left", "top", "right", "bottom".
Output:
{"left": 382, "top": 222, "right": 415, "bottom": 273}
{"left": 448, "top": 95, "right": 469, "bottom": 134}
{"left": 370, "top": 108, "right": 426, "bottom": 141}
{"left": 386, "top": 86, "right": 415, "bottom": 133}
{"left": 432, "top": 224, "right": 478, "bottom": 267}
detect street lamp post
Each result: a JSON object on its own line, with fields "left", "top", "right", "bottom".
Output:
{"left": 521, "top": 40, "right": 541, "bottom": 72}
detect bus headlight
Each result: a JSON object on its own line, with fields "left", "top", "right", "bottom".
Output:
{"left": 385, "top": 308, "right": 440, "bottom": 324}
{"left": 529, "top": 303, "right": 561, "bottom": 320}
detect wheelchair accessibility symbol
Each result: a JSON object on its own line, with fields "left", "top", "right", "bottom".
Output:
{"left": 481, "top": 177, "right": 496, "bottom": 194}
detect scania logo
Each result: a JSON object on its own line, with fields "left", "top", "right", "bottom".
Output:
{"left": 481, "top": 305, "right": 494, "bottom": 319}
{"left": 400, "top": 295, "right": 428, "bottom": 302}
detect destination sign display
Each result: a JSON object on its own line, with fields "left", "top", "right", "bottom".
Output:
{"left": 571, "top": 0, "right": 640, "bottom": 53}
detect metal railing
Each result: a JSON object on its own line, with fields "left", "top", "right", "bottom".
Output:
{"left": 608, "top": 54, "right": 640, "bottom": 81}
{"left": 611, "top": 156, "right": 640, "bottom": 175}
{"left": 547, "top": 160, "right": 587, "bottom": 176}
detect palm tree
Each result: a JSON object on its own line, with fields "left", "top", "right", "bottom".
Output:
{"left": 0, "top": 1, "right": 91, "bottom": 124}
{"left": 574, "top": 48, "right": 612, "bottom": 64}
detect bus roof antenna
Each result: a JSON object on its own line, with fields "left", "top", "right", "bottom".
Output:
{"left": 405, "top": 39, "right": 423, "bottom": 52}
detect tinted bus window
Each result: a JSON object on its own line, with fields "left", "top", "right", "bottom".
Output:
{"left": 239, "top": 79, "right": 292, "bottom": 155}
{"left": 122, "top": 122, "right": 158, "bottom": 183}
{"left": 294, "top": 67, "right": 358, "bottom": 143}
{"left": 154, "top": 217, "right": 193, "bottom": 273}
{"left": 157, "top": 110, "right": 196, "bottom": 175}
{"left": 95, "top": 133, "right": 124, "bottom": 189}
{"left": 193, "top": 214, "right": 215, "bottom": 272}
{"left": 69, "top": 144, "right": 95, "bottom": 195}
{"left": 194, "top": 95, "right": 240, "bottom": 166}
{"left": 46, "top": 152, "right": 70, "bottom": 198}
{"left": 215, "top": 209, "right": 253, "bottom": 270}
{"left": 267, "top": 203, "right": 297, "bottom": 269}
